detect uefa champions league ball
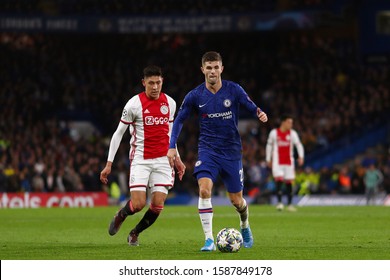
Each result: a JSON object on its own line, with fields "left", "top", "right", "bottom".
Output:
{"left": 216, "top": 227, "right": 243, "bottom": 253}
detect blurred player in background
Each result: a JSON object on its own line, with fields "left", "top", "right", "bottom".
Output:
{"left": 167, "top": 51, "right": 268, "bottom": 251}
{"left": 100, "top": 65, "right": 185, "bottom": 246}
{"left": 266, "top": 114, "right": 304, "bottom": 212}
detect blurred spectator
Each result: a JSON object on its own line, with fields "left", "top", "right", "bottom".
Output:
{"left": 364, "top": 163, "right": 383, "bottom": 205}
{"left": 317, "top": 167, "right": 332, "bottom": 194}
{"left": 0, "top": 165, "right": 7, "bottom": 192}
{"left": 338, "top": 166, "right": 351, "bottom": 194}
{"left": 350, "top": 159, "right": 365, "bottom": 194}
{"left": 296, "top": 166, "right": 320, "bottom": 195}
{"left": 32, "top": 171, "right": 45, "bottom": 192}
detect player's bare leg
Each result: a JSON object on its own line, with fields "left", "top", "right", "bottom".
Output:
{"left": 128, "top": 191, "right": 166, "bottom": 246}
{"left": 108, "top": 191, "right": 146, "bottom": 236}
{"left": 229, "top": 191, "right": 253, "bottom": 248}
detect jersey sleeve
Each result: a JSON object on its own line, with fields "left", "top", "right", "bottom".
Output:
{"left": 120, "top": 98, "right": 135, "bottom": 125}
{"left": 107, "top": 121, "right": 128, "bottom": 162}
{"left": 108, "top": 97, "right": 135, "bottom": 162}
{"left": 167, "top": 95, "right": 177, "bottom": 138}
{"left": 169, "top": 91, "right": 195, "bottom": 148}
{"left": 167, "top": 95, "right": 177, "bottom": 122}
{"left": 266, "top": 129, "right": 276, "bottom": 162}
{"left": 235, "top": 83, "right": 258, "bottom": 117}
{"left": 291, "top": 130, "right": 304, "bottom": 159}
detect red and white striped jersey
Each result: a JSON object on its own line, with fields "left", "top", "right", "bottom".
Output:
{"left": 266, "top": 128, "right": 304, "bottom": 166}
{"left": 121, "top": 92, "right": 176, "bottom": 160}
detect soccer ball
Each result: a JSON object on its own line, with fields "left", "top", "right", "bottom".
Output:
{"left": 216, "top": 227, "right": 243, "bottom": 253}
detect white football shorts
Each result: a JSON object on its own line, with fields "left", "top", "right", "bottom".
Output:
{"left": 272, "top": 163, "right": 296, "bottom": 181}
{"left": 129, "top": 156, "right": 174, "bottom": 194}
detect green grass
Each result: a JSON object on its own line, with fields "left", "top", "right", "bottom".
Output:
{"left": 0, "top": 205, "right": 389, "bottom": 260}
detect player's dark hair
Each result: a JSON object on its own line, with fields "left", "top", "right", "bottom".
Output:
{"left": 143, "top": 65, "right": 163, "bottom": 78}
{"left": 280, "top": 114, "right": 293, "bottom": 123}
{"left": 202, "top": 51, "right": 222, "bottom": 65}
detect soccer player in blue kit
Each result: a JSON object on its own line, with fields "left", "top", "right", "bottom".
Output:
{"left": 167, "top": 51, "right": 268, "bottom": 251}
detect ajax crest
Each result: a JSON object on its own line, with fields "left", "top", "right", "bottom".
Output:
{"left": 160, "top": 104, "right": 169, "bottom": 114}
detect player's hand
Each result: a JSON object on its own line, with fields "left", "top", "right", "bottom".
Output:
{"left": 297, "top": 157, "right": 304, "bottom": 167}
{"left": 257, "top": 108, "right": 268, "bottom": 122}
{"left": 267, "top": 161, "right": 272, "bottom": 169}
{"left": 167, "top": 148, "right": 177, "bottom": 168}
{"left": 174, "top": 157, "right": 186, "bottom": 181}
{"left": 100, "top": 163, "right": 112, "bottom": 184}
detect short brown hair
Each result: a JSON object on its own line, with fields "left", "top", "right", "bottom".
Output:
{"left": 201, "top": 51, "right": 222, "bottom": 65}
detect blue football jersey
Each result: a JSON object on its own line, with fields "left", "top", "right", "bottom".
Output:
{"left": 170, "top": 80, "right": 259, "bottom": 160}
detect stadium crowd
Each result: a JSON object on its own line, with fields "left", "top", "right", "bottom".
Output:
{"left": 0, "top": 3, "right": 389, "bottom": 199}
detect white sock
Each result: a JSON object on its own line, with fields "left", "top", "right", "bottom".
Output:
{"left": 236, "top": 198, "right": 249, "bottom": 229}
{"left": 198, "top": 198, "right": 213, "bottom": 240}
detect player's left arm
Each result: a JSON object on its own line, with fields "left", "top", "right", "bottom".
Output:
{"left": 292, "top": 130, "right": 304, "bottom": 166}
{"left": 257, "top": 107, "right": 268, "bottom": 123}
{"left": 166, "top": 96, "right": 186, "bottom": 179}
{"left": 174, "top": 149, "right": 186, "bottom": 181}
{"left": 167, "top": 96, "right": 177, "bottom": 139}
{"left": 236, "top": 84, "right": 268, "bottom": 122}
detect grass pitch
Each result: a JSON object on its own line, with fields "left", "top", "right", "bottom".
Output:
{"left": 0, "top": 205, "right": 389, "bottom": 260}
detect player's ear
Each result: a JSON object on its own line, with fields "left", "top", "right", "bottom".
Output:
{"left": 142, "top": 79, "right": 146, "bottom": 87}
{"left": 200, "top": 66, "right": 204, "bottom": 74}
{"left": 220, "top": 65, "right": 224, "bottom": 73}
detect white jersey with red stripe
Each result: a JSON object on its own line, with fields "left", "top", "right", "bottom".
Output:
{"left": 266, "top": 128, "right": 304, "bottom": 181}
{"left": 121, "top": 92, "right": 176, "bottom": 160}
{"left": 266, "top": 128, "right": 304, "bottom": 166}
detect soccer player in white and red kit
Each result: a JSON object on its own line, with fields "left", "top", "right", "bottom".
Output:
{"left": 266, "top": 114, "right": 304, "bottom": 211}
{"left": 100, "top": 65, "right": 185, "bottom": 246}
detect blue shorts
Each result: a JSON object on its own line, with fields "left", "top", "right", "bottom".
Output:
{"left": 193, "top": 153, "right": 244, "bottom": 193}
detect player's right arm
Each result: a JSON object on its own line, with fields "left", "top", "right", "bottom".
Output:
{"left": 100, "top": 121, "right": 129, "bottom": 184}
{"left": 101, "top": 101, "right": 134, "bottom": 184}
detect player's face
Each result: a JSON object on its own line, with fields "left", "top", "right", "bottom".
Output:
{"left": 282, "top": 118, "right": 293, "bottom": 130}
{"left": 201, "top": 61, "right": 224, "bottom": 86}
{"left": 142, "top": 76, "right": 163, "bottom": 100}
